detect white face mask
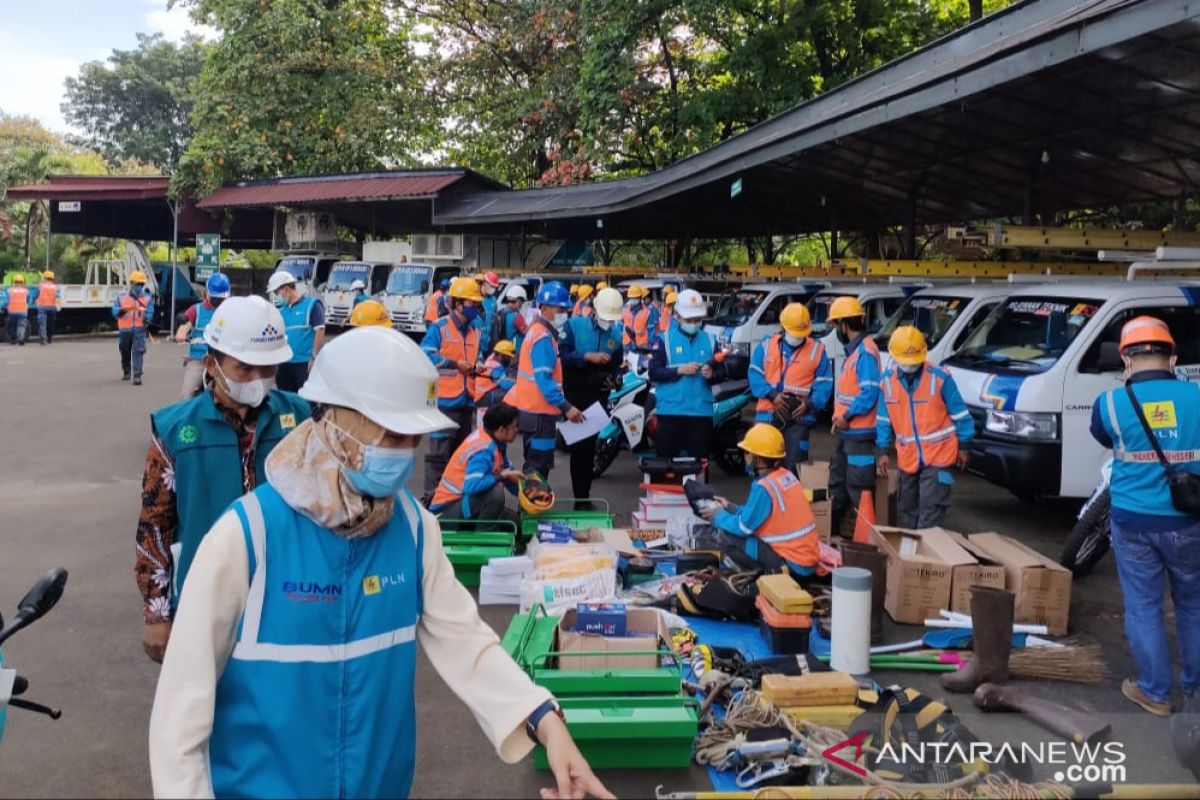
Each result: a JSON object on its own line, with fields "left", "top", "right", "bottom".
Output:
{"left": 784, "top": 334, "right": 804, "bottom": 347}
{"left": 596, "top": 319, "right": 613, "bottom": 331}
{"left": 215, "top": 360, "right": 269, "bottom": 407}
{"left": 550, "top": 311, "right": 569, "bottom": 330}
{"left": 899, "top": 363, "right": 922, "bottom": 375}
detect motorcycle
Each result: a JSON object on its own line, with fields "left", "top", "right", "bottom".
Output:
{"left": 592, "top": 352, "right": 653, "bottom": 477}
{"left": 1059, "top": 458, "right": 1111, "bottom": 577}
{"left": 0, "top": 568, "right": 68, "bottom": 745}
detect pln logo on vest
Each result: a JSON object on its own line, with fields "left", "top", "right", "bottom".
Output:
{"left": 1143, "top": 401, "right": 1177, "bottom": 430}
{"left": 363, "top": 572, "right": 406, "bottom": 596}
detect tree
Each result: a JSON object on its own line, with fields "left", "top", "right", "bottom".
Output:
{"left": 174, "top": 0, "right": 432, "bottom": 195}
{"left": 62, "top": 33, "right": 207, "bottom": 173}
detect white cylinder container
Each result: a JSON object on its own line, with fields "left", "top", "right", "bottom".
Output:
{"left": 831, "top": 566, "right": 872, "bottom": 675}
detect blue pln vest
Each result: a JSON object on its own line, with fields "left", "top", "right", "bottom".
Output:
{"left": 656, "top": 321, "right": 716, "bottom": 418}
{"left": 567, "top": 315, "right": 622, "bottom": 359}
{"left": 151, "top": 390, "right": 311, "bottom": 608}
{"left": 211, "top": 484, "right": 425, "bottom": 799}
{"left": 281, "top": 296, "right": 318, "bottom": 363}
{"left": 189, "top": 303, "right": 216, "bottom": 361}
{"left": 1101, "top": 377, "right": 1200, "bottom": 517}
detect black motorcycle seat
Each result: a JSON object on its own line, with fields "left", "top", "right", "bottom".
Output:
{"left": 712, "top": 380, "right": 750, "bottom": 402}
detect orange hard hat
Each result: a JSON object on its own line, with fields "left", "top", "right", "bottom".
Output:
{"left": 483, "top": 271, "right": 501, "bottom": 288}
{"left": 1119, "top": 315, "right": 1175, "bottom": 354}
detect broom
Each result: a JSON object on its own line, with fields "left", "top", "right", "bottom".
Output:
{"left": 855, "top": 639, "right": 1111, "bottom": 684}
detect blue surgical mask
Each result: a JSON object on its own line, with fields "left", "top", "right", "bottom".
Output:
{"left": 131, "top": 285, "right": 144, "bottom": 296}
{"left": 462, "top": 304, "right": 481, "bottom": 322}
{"left": 680, "top": 321, "right": 700, "bottom": 335}
{"left": 899, "top": 363, "right": 922, "bottom": 375}
{"left": 345, "top": 445, "right": 417, "bottom": 498}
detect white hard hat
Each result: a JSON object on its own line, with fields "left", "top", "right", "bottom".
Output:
{"left": 203, "top": 296, "right": 293, "bottom": 366}
{"left": 267, "top": 270, "right": 298, "bottom": 293}
{"left": 300, "top": 327, "right": 455, "bottom": 435}
{"left": 593, "top": 287, "right": 624, "bottom": 322}
{"left": 504, "top": 284, "right": 527, "bottom": 301}
{"left": 350, "top": 279, "right": 366, "bottom": 290}
{"left": 675, "top": 289, "right": 707, "bottom": 320}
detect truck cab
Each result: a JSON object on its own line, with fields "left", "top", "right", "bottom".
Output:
{"left": 274, "top": 252, "right": 341, "bottom": 289}
{"left": 704, "top": 281, "right": 831, "bottom": 356}
{"left": 321, "top": 261, "right": 391, "bottom": 327}
{"left": 382, "top": 263, "right": 460, "bottom": 334}
{"left": 942, "top": 280, "right": 1200, "bottom": 500}
{"left": 875, "top": 283, "right": 1014, "bottom": 370}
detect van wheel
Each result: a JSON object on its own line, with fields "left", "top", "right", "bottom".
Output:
{"left": 1008, "top": 487, "right": 1047, "bottom": 504}
{"left": 713, "top": 421, "right": 749, "bottom": 476}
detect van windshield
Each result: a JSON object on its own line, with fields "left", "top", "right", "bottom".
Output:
{"left": 387, "top": 265, "right": 432, "bottom": 295}
{"left": 947, "top": 296, "right": 1104, "bottom": 373}
{"left": 877, "top": 295, "right": 971, "bottom": 348}
{"left": 327, "top": 263, "right": 373, "bottom": 290}
{"left": 808, "top": 293, "right": 845, "bottom": 337}
{"left": 711, "top": 291, "right": 768, "bottom": 326}
{"left": 277, "top": 256, "right": 314, "bottom": 281}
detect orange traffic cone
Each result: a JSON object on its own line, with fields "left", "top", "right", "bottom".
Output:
{"left": 852, "top": 489, "right": 876, "bottom": 543}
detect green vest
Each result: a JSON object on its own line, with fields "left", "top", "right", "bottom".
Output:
{"left": 150, "top": 389, "right": 312, "bottom": 608}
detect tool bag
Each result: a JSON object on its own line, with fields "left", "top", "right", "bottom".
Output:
{"left": 668, "top": 569, "right": 760, "bottom": 622}
{"left": 1125, "top": 382, "right": 1200, "bottom": 514}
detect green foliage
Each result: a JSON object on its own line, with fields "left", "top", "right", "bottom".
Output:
{"left": 62, "top": 33, "right": 207, "bottom": 171}
{"left": 175, "top": 0, "right": 431, "bottom": 195}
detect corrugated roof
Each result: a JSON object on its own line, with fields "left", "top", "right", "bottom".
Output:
{"left": 4, "top": 175, "right": 170, "bottom": 201}
{"left": 196, "top": 170, "right": 472, "bottom": 208}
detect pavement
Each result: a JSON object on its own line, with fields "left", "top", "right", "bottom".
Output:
{"left": 0, "top": 336, "right": 1193, "bottom": 798}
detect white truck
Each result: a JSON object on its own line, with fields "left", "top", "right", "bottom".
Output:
{"left": 321, "top": 261, "right": 392, "bottom": 327}
{"left": 382, "top": 263, "right": 462, "bottom": 334}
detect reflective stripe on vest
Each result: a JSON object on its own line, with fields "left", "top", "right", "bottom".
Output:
{"left": 755, "top": 334, "right": 823, "bottom": 415}
{"left": 755, "top": 468, "right": 819, "bottom": 567}
{"left": 6, "top": 286, "right": 29, "bottom": 314}
{"left": 1107, "top": 391, "right": 1200, "bottom": 465}
{"left": 834, "top": 337, "right": 880, "bottom": 431}
{"left": 36, "top": 282, "right": 57, "bottom": 307}
{"left": 882, "top": 366, "right": 959, "bottom": 472}
{"left": 117, "top": 293, "right": 149, "bottom": 329}
{"left": 434, "top": 317, "right": 480, "bottom": 402}
{"left": 504, "top": 323, "right": 563, "bottom": 415}
{"left": 472, "top": 355, "right": 503, "bottom": 401}
{"left": 425, "top": 291, "right": 443, "bottom": 323}
{"left": 430, "top": 428, "right": 502, "bottom": 508}
{"left": 622, "top": 304, "right": 652, "bottom": 348}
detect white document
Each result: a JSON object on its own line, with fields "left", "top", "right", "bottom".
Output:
{"left": 557, "top": 401, "right": 610, "bottom": 445}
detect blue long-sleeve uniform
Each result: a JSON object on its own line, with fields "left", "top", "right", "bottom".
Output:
{"left": 477, "top": 295, "right": 498, "bottom": 352}
{"left": 420, "top": 316, "right": 477, "bottom": 409}
{"left": 748, "top": 335, "right": 834, "bottom": 423}
{"left": 460, "top": 441, "right": 517, "bottom": 512}
{"left": 486, "top": 359, "right": 516, "bottom": 392}
{"left": 110, "top": 292, "right": 155, "bottom": 327}
{"left": 561, "top": 316, "right": 624, "bottom": 372}
{"left": 876, "top": 364, "right": 974, "bottom": 465}
{"left": 713, "top": 476, "right": 812, "bottom": 573}
{"left": 840, "top": 334, "right": 881, "bottom": 438}
{"left": 530, "top": 330, "right": 569, "bottom": 411}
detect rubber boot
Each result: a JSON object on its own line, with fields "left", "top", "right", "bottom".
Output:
{"left": 840, "top": 541, "right": 887, "bottom": 643}
{"left": 942, "top": 586, "right": 1014, "bottom": 693}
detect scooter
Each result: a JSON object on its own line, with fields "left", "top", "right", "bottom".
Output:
{"left": 1059, "top": 458, "right": 1111, "bottom": 577}
{"left": 0, "top": 568, "right": 68, "bottom": 745}
{"left": 592, "top": 352, "right": 653, "bottom": 477}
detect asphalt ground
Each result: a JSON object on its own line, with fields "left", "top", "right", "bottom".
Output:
{"left": 0, "top": 336, "right": 1194, "bottom": 798}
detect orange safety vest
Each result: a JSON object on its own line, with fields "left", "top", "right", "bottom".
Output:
{"left": 573, "top": 298, "right": 593, "bottom": 318}
{"left": 659, "top": 307, "right": 673, "bottom": 333}
{"left": 755, "top": 468, "right": 820, "bottom": 567}
{"left": 6, "top": 285, "right": 29, "bottom": 314}
{"left": 117, "top": 293, "right": 150, "bottom": 330}
{"left": 834, "top": 337, "right": 881, "bottom": 432}
{"left": 472, "top": 354, "right": 505, "bottom": 402}
{"left": 504, "top": 322, "right": 563, "bottom": 415}
{"left": 434, "top": 317, "right": 481, "bottom": 402}
{"left": 755, "top": 334, "right": 824, "bottom": 416}
{"left": 881, "top": 366, "right": 959, "bottom": 473}
{"left": 622, "top": 304, "right": 652, "bottom": 349}
{"left": 424, "top": 290, "right": 444, "bottom": 324}
{"left": 36, "top": 281, "right": 58, "bottom": 307}
{"left": 430, "top": 428, "right": 503, "bottom": 508}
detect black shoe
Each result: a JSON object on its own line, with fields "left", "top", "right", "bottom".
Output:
{"left": 132, "top": 376, "right": 143, "bottom": 386}
{"left": 122, "top": 373, "right": 131, "bottom": 381}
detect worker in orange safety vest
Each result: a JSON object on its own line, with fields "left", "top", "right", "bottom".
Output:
{"left": 827, "top": 296, "right": 881, "bottom": 536}
{"left": 3, "top": 274, "right": 31, "bottom": 346}
{"left": 621, "top": 284, "right": 659, "bottom": 351}
{"left": 112, "top": 271, "right": 155, "bottom": 384}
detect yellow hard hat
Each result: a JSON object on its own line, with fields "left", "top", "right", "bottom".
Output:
{"left": 888, "top": 325, "right": 928, "bottom": 366}
{"left": 349, "top": 299, "right": 392, "bottom": 328}
{"left": 738, "top": 423, "right": 786, "bottom": 460}
{"left": 13, "top": 274, "right": 25, "bottom": 284}
{"left": 627, "top": 284, "right": 649, "bottom": 299}
{"left": 596, "top": 281, "right": 609, "bottom": 291}
{"left": 664, "top": 289, "right": 678, "bottom": 305}
{"left": 577, "top": 284, "right": 594, "bottom": 301}
{"left": 780, "top": 303, "right": 812, "bottom": 337}
{"left": 129, "top": 270, "right": 147, "bottom": 285}
{"left": 493, "top": 339, "right": 516, "bottom": 358}
{"left": 448, "top": 276, "right": 483, "bottom": 302}
{"left": 570, "top": 284, "right": 580, "bottom": 296}
{"left": 518, "top": 472, "right": 556, "bottom": 515}
{"left": 826, "top": 296, "right": 865, "bottom": 322}
{"left": 42, "top": 270, "right": 54, "bottom": 279}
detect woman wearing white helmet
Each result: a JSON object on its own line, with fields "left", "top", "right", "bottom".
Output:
{"left": 350, "top": 278, "right": 370, "bottom": 309}
{"left": 135, "top": 296, "right": 312, "bottom": 665}
{"left": 149, "top": 326, "right": 610, "bottom": 800}
{"left": 649, "top": 288, "right": 725, "bottom": 459}
{"left": 490, "top": 282, "right": 530, "bottom": 351}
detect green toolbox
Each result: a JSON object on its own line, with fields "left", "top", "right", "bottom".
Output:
{"left": 532, "top": 695, "right": 700, "bottom": 770}
{"left": 440, "top": 519, "right": 516, "bottom": 587}
{"left": 520, "top": 501, "right": 614, "bottom": 543}
{"left": 528, "top": 649, "right": 684, "bottom": 697}
{"left": 500, "top": 605, "right": 561, "bottom": 673}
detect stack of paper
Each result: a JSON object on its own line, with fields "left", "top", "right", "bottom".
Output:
{"left": 479, "top": 555, "right": 533, "bottom": 605}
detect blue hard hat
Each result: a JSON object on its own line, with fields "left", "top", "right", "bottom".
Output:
{"left": 440, "top": 278, "right": 450, "bottom": 289}
{"left": 537, "top": 280, "right": 571, "bottom": 308}
{"left": 206, "top": 272, "right": 232, "bottom": 298}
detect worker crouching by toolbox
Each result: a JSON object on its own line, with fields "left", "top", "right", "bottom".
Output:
{"left": 428, "top": 403, "right": 524, "bottom": 525}
{"left": 698, "top": 423, "right": 820, "bottom": 577}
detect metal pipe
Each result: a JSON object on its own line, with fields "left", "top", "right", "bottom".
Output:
{"left": 170, "top": 199, "right": 179, "bottom": 328}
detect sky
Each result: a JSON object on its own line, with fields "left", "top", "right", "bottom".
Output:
{"left": 0, "top": 0, "right": 214, "bottom": 133}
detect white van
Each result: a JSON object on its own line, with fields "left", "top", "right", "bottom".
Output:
{"left": 810, "top": 283, "right": 923, "bottom": 376}
{"left": 942, "top": 281, "right": 1200, "bottom": 500}
{"left": 705, "top": 281, "right": 831, "bottom": 356}
{"left": 321, "top": 261, "right": 391, "bottom": 327}
{"left": 875, "top": 283, "right": 1014, "bottom": 369}
{"left": 382, "top": 263, "right": 461, "bottom": 334}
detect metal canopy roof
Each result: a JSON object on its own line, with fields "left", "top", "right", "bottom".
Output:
{"left": 4, "top": 175, "right": 171, "bottom": 202}
{"left": 433, "top": 0, "right": 1200, "bottom": 239}
{"left": 196, "top": 169, "right": 504, "bottom": 208}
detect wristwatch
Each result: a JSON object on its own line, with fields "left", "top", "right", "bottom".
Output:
{"left": 525, "top": 699, "right": 565, "bottom": 743}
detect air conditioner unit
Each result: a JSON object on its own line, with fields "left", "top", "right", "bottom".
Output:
{"left": 412, "top": 234, "right": 464, "bottom": 260}
{"left": 412, "top": 234, "right": 436, "bottom": 258}
{"left": 437, "top": 235, "right": 464, "bottom": 259}
{"left": 285, "top": 212, "right": 337, "bottom": 248}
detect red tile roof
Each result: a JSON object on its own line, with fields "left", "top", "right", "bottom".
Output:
{"left": 197, "top": 171, "right": 468, "bottom": 208}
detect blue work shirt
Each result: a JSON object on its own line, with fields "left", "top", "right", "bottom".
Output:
{"left": 713, "top": 474, "right": 813, "bottom": 574}
{"left": 748, "top": 334, "right": 834, "bottom": 423}
{"left": 421, "top": 314, "right": 479, "bottom": 409}
{"left": 838, "top": 333, "right": 881, "bottom": 438}
{"left": 477, "top": 295, "right": 498, "bottom": 352}
{"left": 650, "top": 320, "right": 725, "bottom": 418}
{"left": 562, "top": 316, "right": 624, "bottom": 370}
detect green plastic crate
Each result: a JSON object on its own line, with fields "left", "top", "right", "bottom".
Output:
{"left": 533, "top": 695, "right": 699, "bottom": 770}
{"left": 500, "top": 605, "right": 561, "bottom": 672}
{"left": 439, "top": 518, "right": 517, "bottom": 587}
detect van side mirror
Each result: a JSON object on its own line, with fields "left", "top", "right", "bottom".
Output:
{"left": 1098, "top": 341, "right": 1123, "bottom": 373}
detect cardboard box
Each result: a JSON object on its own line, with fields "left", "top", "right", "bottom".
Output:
{"left": 574, "top": 528, "right": 640, "bottom": 558}
{"left": 937, "top": 530, "right": 1007, "bottom": 614}
{"left": 811, "top": 500, "right": 832, "bottom": 543}
{"left": 967, "top": 533, "right": 1072, "bottom": 635}
{"left": 556, "top": 607, "right": 670, "bottom": 670}
{"left": 800, "top": 461, "right": 831, "bottom": 493}
{"left": 876, "top": 469, "right": 899, "bottom": 527}
{"left": 870, "top": 526, "right": 960, "bottom": 624}
{"left": 801, "top": 460, "right": 898, "bottom": 532}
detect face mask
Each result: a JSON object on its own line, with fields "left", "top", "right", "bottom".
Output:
{"left": 482, "top": 285, "right": 495, "bottom": 297}
{"left": 461, "top": 304, "right": 481, "bottom": 322}
{"left": 131, "top": 285, "right": 144, "bottom": 296}
{"left": 835, "top": 326, "right": 850, "bottom": 345}
{"left": 899, "top": 363, "right": 922, "bottom": 374}
{"left": 333, "top": 424, "right": 417, "bottom": 498}
{"left": 784, "top": 334, "right": 804, "bottom": 347}
{"left": 680, "top": 321, "right": 700, "bottom": 335}
{"left": 215, "top": 360, "right": 269, "bottom": 407}
{"left": 596, "top": 319, "right": 613, "bottom": 331}
{"left": 551, "top": 311, "right": 569, "bottom": 330}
